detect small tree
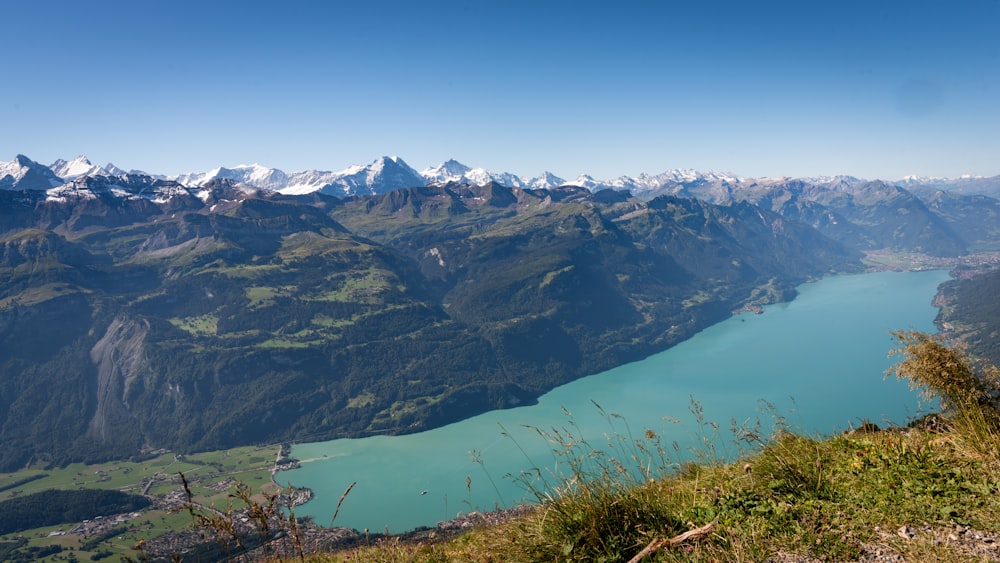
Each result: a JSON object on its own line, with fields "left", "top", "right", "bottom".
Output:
{"left": 888, "top": 330, "right": 1000, "bottom": 463}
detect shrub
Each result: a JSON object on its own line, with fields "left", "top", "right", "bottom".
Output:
{"left": 888, "top": 330, "right": 1000, "bottom": 464}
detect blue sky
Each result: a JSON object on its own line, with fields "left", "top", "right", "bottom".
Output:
{"left": 2, "top": 0, "right": 998, "bottom": 180}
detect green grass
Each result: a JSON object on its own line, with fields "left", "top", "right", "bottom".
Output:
{"left": 0, "top": 282, "right": 82, "bottom": 309}
{"left": 213, "top": 263, "right": 286, "bottom": 279}
{"left": 314, "top": 269, "right": 398, "bottom": 302}
{"left": 246, "top": 285, "right": 282, "bottom": 308}
{"left": 370, "top": 395, "right": 445, "bottom": 426}
{"left": 168, "top": 314, "right": 219, "bottom": 336}
{"left": 257, "top": 338, "right": 317, "bottom": 349}
{"left": 539, "top": 265, "right": 575, "bottom": 289}
{"left": 346, "top": 391, "right": 376, "bottom": 409}
{"left": 0, "top": 446, "right": 280, "bottom": 561}
{"left": 682, "top": 290, "right": 715, "bottom": 307}
{"left": 0, "top": 447, "right": 277, "bottom": 503}
{"left": 5, "top": 509, "right": 196, "bottom": 563}
{"left": 311, "top": 313, "right": 351, "bottom": 328}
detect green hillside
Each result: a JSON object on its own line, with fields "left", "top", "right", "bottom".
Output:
{"left": 0, "top": 182, "right": 862, "bottom": 470}
{"left": 935, "top": 266, "right": 1000, "bottom": 366}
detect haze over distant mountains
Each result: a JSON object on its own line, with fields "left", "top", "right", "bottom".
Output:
{"left": 3, "top": 154, "right": 1000, "bottom": 200}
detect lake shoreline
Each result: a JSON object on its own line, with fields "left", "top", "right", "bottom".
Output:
{"left": 283, "top": 269, "right": 952, "bottom": 533}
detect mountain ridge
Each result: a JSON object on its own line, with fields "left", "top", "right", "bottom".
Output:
{"left": 3, "top": 153, "right": 1000, "bottom": 199}
{"left": 1, "top": 152, "right": 999, "bottom": 471}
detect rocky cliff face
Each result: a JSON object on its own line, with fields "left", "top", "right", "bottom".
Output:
{"left": 88, "top": 317, "right": 150, "bottom": 442}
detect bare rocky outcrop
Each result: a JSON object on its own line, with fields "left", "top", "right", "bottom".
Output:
{"left": 88, "top": 316, "right": 150, "bottom": 442}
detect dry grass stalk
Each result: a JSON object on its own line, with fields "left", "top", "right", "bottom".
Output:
{"left": 888, "top": 330, "right": 1000, "bottom": 464}
{"left": 331, "top": 481, "right": 356, "bottom": 527}
{"left": 627, "top": 521, "right": 716, "bottom": 563}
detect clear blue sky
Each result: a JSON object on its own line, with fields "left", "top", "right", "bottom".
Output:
{"left": 2, "top": 0, "right": 998, "bottom": 180}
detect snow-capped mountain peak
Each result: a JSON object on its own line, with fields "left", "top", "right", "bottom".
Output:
{"left": 103, "top": 162, "right": 127, "bottom": 176}
{"left": 527, "top": 171, "right": 567, "bottom": 190}
{"left": 1, "top": 154, "right": 64, "bottom": 190}
{"left": 328, "top": 156, "right": 424, "bottom": 196}
{"left": 565, "top": 174, "right": 604, "bottom": 191}
{"left": 171, "top": 163, "right": 289, "bottom": 191}
{"left": 421, "top": 159, "right": 472, "bottom": 182}
{"left": 12, "top": 154, "right": 36, "bottom": 168}
{"left": 50, "top": 155, "right": 107, "bottom": 180}
{"left": 420, "top": 159, "right": 528, "bottom": 188}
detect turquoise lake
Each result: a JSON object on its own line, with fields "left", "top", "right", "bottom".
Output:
{"left": 283, "top": 270, "right": 950, "bottom": 533}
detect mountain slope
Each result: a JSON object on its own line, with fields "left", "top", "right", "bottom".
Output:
{"left": 0, "top": 178, "right": 861, "bottom": 470}
{"left": 727, "top": 179, "right": 970, "bottom": 256}
{"left": 935, "top": 266, "right": 1000, "bottom": 366}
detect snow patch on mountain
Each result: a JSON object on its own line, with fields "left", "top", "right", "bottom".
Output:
{"left": 280, "top": 169, "right": 340, "bottom": 195}
{"left": 50, "top": 155, "right": 112, "bottom": 180}
{"left": 325, "top": 156, "right": 425, "bottom": 196}
{"left": 421, "top": 159, "right": 527, "bottom": 188}
{"left": 525, "top": 171, "right": 567, "bottom": 190}
{"left": 172, "top": 163, "right": 290, "bottom": 191}
{"left": 421, "top": 159, "right": 471, "bottom": 183}
{"left": 1, "top": 154, "right": 65, "bottom": 190}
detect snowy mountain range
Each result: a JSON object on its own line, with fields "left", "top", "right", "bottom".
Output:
{"left": 1, "top": 153, "right": 999, "bottom": 200}
{"left": 49, "top": 156, "right": 126, "bottom": 180}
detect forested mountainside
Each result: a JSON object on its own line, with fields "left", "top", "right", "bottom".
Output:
{"left": 0, "top": 173, "right": 996, "bottom": 471}
{"left": 935, "top": 267, "right": 1000, "bottom": 366}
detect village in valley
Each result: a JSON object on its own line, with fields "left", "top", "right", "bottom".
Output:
{"left": 0, "top": 444, "right": 357, "bottom": 561}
